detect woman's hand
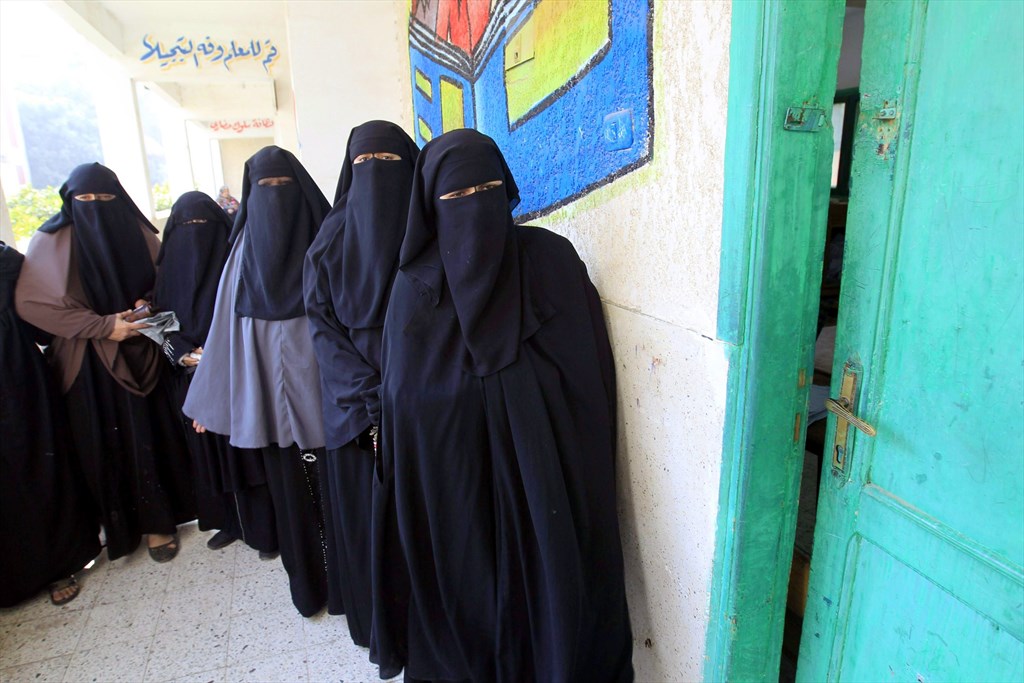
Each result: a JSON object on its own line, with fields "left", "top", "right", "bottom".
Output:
{"left": 107, "top": 310, "right": 149, "bottom": 342}
{"left": 192, "top": 419, "right": 207, "bottom": 434}
{"left": 181, "top": 346, "right": 203, "bottom": 368}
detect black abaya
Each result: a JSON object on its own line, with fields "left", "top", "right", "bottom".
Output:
{"left": 303, "top": 121, "right": 418, "bottom": 642}
{"left": 0, "top": 243, "right": 100, "bottom": 607}
{"left": 154, "top": 192, "right": 278, "bottom": 553}
{"left": 15, "top": 164, "right": 196, "bottom": 561}
{"left": 261, "top": 445, "right": 328, "bottom": 618}
{"left": 375, "top": 130, "right": 633, "bottom": 682}
{"left": 66, "top": 344, "right": 195, "bottom": 560}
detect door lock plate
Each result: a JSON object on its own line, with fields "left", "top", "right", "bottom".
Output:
{"left": 828, "top": 362, "right": 876, "bottom": 472}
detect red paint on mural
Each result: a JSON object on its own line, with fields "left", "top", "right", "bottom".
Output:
{"left": 418, "top": 0, "right": 491, "bottom": 55}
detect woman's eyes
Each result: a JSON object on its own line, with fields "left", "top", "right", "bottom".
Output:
{"left": 354, "top": 152, "right": 402, "bottom": 164}
{"left": 257, "top": 177, "right": 294, "bottom": 186}
{"left": 73, "top": 193, "right": 116, "bottom": 202}
{"left": 438, "top": 180, "right": 503, "bottom": 201}
{"left": 440, "top": 189, "right": 474, "bottom": 200}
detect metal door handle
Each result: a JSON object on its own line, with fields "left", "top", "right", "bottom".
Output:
{"left": 825, "top": 397, "right": 877, "bottom": 437}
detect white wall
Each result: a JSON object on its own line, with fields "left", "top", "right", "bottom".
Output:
{"left": 219, "top": 136, "right": 274, "bottom": 198}
{"left": 285, "top": 0, "right": 413, "bottom": 199}
{"left": 540, "top": 3, "right": 732, "bottom": 678}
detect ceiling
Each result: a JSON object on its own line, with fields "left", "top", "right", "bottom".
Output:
{"left": 100, "top": 1, "right": 287, "bottom": 29}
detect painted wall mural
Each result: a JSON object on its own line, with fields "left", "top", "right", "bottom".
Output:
{"left": 140, "top": 35, "right": 281, "bottom": 74}
{"left": 409, "top": 0, "right": 654, "bottom": 219}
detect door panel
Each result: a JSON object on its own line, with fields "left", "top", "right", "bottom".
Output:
{"left": 838, "top": 539, "right": 1023, "bottom": 681}
{"left": 798, "top": 1, "right": 1024, "bottom": 681}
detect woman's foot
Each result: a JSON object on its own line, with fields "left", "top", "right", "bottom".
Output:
{"left": 147, "top": 533, "right": 181, "bottom": 563}
{"left": 49, "top": 575, "right": 80, "bottom": 606}
{"left": 206, "top": 530, "right": 238, "bottom": 550}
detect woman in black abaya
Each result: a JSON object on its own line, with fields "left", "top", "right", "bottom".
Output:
{"left": 184, "top": 146, "right": 331, "bottom": 617}
{"left": 374, "top": 129, "right": 633, "bottom": 682}
{"left": 15, "top": 163, "right": 195, "bottom": 562}
{"left": 154, "top": 191, "right": 277, "bottom": 555}
{"left": 304, "top": 121, "right": 418, "bottom": 645}
{"left": 1, "top": 241, "right": 100, "bottom": 606}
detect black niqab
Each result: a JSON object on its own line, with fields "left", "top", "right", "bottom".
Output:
{"left": 154, "top": 191, "right": 232, "bottom": 349}
{"left": 326, "top": 120, "right": 419, "bottom": 330}
{"left": 376, "top": 129, "right": 633, "bottom": 681}
{"left": 231, "top": 146, "right": 329, "bottom": 320}
{"left": 400, "top": 128, "right": 524, "bottom": 376}
{"left": 38, "top": 163, "right": 157, "bottom": 315}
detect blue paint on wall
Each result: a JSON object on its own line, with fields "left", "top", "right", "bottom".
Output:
{"left": 409, "top": 0, "right": 654, "bottom": 220}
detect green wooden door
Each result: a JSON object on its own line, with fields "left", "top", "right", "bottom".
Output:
{"left": 798, "top": 2, "right": 1024, "bottom": 680}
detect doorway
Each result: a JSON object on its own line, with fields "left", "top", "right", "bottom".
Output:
{"left": 778, "top": 5, "right": 864, "bottom": 679}
{"left": 708, "top": 1, "right": 1024, "bottom": 681}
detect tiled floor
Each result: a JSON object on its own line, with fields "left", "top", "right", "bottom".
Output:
{"left": 0, "top": 523, "right": 392, "bottom": 682}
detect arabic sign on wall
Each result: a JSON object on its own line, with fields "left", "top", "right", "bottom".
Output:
{"left": 409, "top": 0, "right": 654, "bottom": 220}
{"left": 205, "top": 118, "right": 276, "bottom": 135}
{"left": 140, "top": 35, "right": 281, "bottom": 74}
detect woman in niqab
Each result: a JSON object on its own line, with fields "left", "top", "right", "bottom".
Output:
{"left": 184, "top": 146, "right": 331, "bottom": 617}
{"left": 1, "top": 240, "right": 100, "bottom": 606}
{"left": 14, "top": 163, "right": 195, "bottom": 562}
{"left": 374, "top": 129, "right": 633, "bottom": 682}
{"left": 153, "top": 191, "right": 277, "bottom": 556}
{"left": 304, "top": 121, "right": 418, "bottom": 646}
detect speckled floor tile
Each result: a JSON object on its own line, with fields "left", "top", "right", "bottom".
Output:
{"left": 164, "top": 667, "right": 227, "bottom": 683}
{"left": 2, "top": 521, "right": 387, "bottom": 682}
{"left": 98, "top": 555, "right": 173, "bottom": 606}
{"left": 232, "top": 547, "right": 278, "bottom": 579}
{"left": 166, "top": 540, "right": 238, "bottom": 592}
{"left": 228, "top": 567, "right": 293, "bottom": 616}
{"left": 300, "top": 611, "right": 352, "bottom": 649}
{"left": 227, "top": 609, "right": 305, "bottom": 665}
{"left": 305, "top": 645, "right": 396, "bottom": 683}
{"left": 144, "top": 619, "right": 229, "bottom": 682}
{"left": 225, "top": 649, "right": 308, "bottom": 683}
{"left": 157, "top": 578, "right": 234, "bottom": 633}
{"left": 63, "top": 639, "right": 152, "bottom": 682}
{"left": 77, "top": 594, "right": 163, "bottom": 651}
{"left": 0, "top": 612, "right": 87, "bottom": 669}
{"left": 0, "top": 655, "right": 70, "bottom": 683}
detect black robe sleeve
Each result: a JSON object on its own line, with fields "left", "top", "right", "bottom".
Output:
{"left": 304, "top": 239, "right": 380, "bottom": 450}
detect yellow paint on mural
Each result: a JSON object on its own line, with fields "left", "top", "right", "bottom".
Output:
{"left": 415, "top": 69, "right": 433, "bottom": 101}
{"left": 503, "top": 0, "right": 610, "bottom": 125}
{"left": 440, "top": 78, "right": 465, "bottom": 132}
{"left": 418, "top": 117, "right": 433, "bottom": 142}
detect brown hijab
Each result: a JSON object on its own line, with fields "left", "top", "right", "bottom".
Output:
{"left": 15, "top": 168, "right": 162, "bottom": 396}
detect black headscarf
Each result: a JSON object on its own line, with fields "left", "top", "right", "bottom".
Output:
{"left": 399, "top": 129, "right": 523, "bottom": 376}
{"left": 230, "top": 146, "right": 329, "bottom": 320}
{"left": 153, "top": 191, "right": 232, "bottom": 348}
{"left": 38, "top": 162, "right": 157, "bottom": 315}
{"left": 322, "top": 121, "right": 419, "bottom": 329}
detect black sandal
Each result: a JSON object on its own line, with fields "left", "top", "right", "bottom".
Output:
{"left": 49, "top": 575, "right": 80, "bottom": 606}
{"left": 148, "top": 533, "right": 181, "bottom": 563}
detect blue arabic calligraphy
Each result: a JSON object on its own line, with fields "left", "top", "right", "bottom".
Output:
{"left": 140, "top": 34, "right": 280, "bottom": 73}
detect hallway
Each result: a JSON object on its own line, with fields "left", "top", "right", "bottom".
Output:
{"left": 0, "top": 523, "right": 390, "bottom": 682}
